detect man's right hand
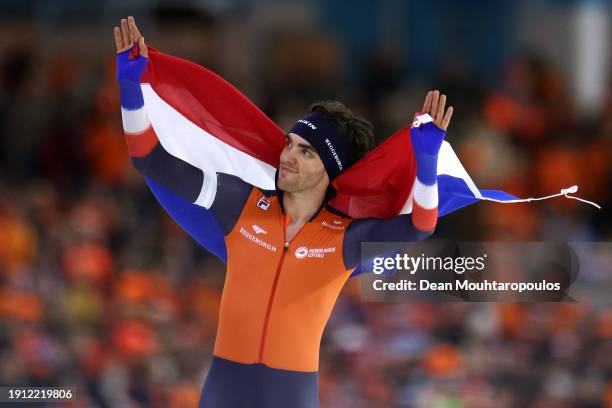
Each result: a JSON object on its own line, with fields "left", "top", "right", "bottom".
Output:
{"left": 114, "top": 16, "right": 148, "bottom": 84}
{"left": 114, "top": 16, "right": 147, "bottom": 57}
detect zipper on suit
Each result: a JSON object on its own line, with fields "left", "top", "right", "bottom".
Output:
{"left": 258, "top": 213, "right": 301, "bottom": 362}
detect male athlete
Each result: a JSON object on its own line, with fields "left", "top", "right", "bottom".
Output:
{"left": 115, "top": 16, "right": 453, "bottom": 408}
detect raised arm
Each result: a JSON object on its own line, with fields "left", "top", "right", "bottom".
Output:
{"left": 410, "top": 90, "right": 453, "bottom": 231}
{"left": 343, "top": 91, "right": 453, "bottom": 270}
{"left": 114, "top": 17, "right": 251, "bottom": 235}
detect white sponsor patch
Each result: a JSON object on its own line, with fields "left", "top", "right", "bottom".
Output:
{"left": 240, "top": 227, "right": 277, "bottom": 252}
{"left": 257, "top": 196, "right": 271, "bottom": 211}
{"left": 295, "top": 246, "right": 309, "bottom": 259}
{"left": 412, "top": 113, "right": 434, "bottom": 128}
{"left": 298, "top": 119, "right": 317, "bottom": 130}
{"left": 324, "top": 138, "right": 343, "bottom": 171}
{"left": 294, "top": 246, "right": 337, "bottom": 259}
{"left": 321, "top": 220, "right": 345, "bottom": 231}
{"left": 252, "top": 224, "right": 267, "bottom": 234}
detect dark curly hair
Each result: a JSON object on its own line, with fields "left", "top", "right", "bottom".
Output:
{"left": 307, "top": 100, "right": 374, "bottom": 166}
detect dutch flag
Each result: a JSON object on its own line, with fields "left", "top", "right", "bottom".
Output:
{"left": 135, "top": 48, "right": 600, "bottom": 271}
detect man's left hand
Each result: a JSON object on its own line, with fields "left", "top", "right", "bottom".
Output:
{"left": 420, "top": 90, "right": 453, "bottom": 131}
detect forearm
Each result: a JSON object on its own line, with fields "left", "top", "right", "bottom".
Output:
{"left": 118, "top": 49, "right": 208, "bottom": 205}
{"left": 411, "top": 152, "right": 439, "bottom": 231}
{"left": 117, "top": 47, "right": 156, "bottom": 160}
{"left": 343, "top": 215, "right": 433, "bottom": 270}
{"left": 410, "top": 114, "right": 444, "bottom": 232}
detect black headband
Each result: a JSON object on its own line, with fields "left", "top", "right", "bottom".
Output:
{"left": 288, "top": 112, "right": 350, "bottom": 180}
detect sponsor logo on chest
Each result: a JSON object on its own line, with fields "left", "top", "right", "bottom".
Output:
{"left": 294, "top": 246, "right": 337, "bottom": 259}
{"left": 239, "top": 226, "right": 277, "bottom": 252}
{"left": 321, "top": 219, "right": 345, "bottom": 231}
{"left": 256, "top": 196, "right": 271, "bottom": 211}
{"left": 251, "top": 224, "right": 267, "bottom": 234}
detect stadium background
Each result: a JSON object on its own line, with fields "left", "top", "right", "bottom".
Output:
{"left": 0, "top": 0, "right": 610, "bottom": 406}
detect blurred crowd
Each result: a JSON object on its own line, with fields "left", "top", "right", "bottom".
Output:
{"left": 0, "top": 6, "right": 611, "bottom": 408}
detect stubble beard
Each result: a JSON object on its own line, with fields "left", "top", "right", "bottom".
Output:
{"left": 277, "top": 173, "right": 304, "bottom": 192}
{"left": 278, "top": 171, "right": 324, "bottom": 193}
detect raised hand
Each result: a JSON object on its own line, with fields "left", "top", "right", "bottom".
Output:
{"left": 114, "top": 16, "right": 148, "bottom": 85}
{"left": 114, "top": 16, "right": 147, "bottom": 57}
{"left": 420, "top": 90, "right": 453, "bottom": 131}
{"left": 409, "top": 91, "right": 451, "bottom": 232}
{"left": 411, "top": 90, "right": 453, "bottom": 157}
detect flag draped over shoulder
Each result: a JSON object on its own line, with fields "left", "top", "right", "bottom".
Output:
{"left": 137, "top": 48, "right": 598, "bottom": 266}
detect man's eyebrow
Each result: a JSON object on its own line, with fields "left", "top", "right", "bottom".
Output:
{"left": 286, "top": 134, "right": 318, "bottom": 154}
{"left": 297, "top": 143, "right": 317, "bottom": 153}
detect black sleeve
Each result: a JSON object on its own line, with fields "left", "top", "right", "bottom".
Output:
{"left": 342, "top": 214, "right": 433, "bottom": 270}
{"left": 132, "top": 143, "right": 252, "bottom": 236}
{"left": 209, "top": 173, "right": 253, "bottom": 235}
{"left": 132, "top": 143, "right": 204, "bottom": 203}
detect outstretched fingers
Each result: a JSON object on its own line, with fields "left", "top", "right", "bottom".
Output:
{"left": 138, "top": 36, "right": 148, "bottom": 58}
{"left": 441, "top": 106, "right": 454, "bottom": 131}
{"left": 120, "top": 18, "right": 132, "bottom": 49}
{"left": 430, "top": 90, "right": 440, "bottom": 119}
{"left": 113, "top": 27, "right": 124, "bottom": 52}
{"left": 436, "top": 94, "right": 446, "bottom": 123}
{"left": 115, "top": 16, "right": 148, "bottom": 57}
{"left": 422, "top": 91, "right": 432, "bottom": 114}
{"left": 128, "top": 16, "right": 141, "bottom": 43}
{"left": 418, "top": 90, "right": 453, "bottom": 131}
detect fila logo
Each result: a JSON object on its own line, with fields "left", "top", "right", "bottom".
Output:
{"left": 256, "top": 196, "right": 270, "bottom": 211}
{"left": 294, "top": 246, "right": 337, "bottom": 259}
{"left": 297, "top": 119, "right": 317, "bottom": 130}
{"left": 252, "top": 224, "right": 267, "bottom": 234}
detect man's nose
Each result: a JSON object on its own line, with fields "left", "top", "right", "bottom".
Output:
{"left": 281, "top": 147, "right": 298, "bottom": 164}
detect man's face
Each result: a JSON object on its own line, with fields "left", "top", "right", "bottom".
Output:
{"left": 277, "top": 132, "right": 328, "bottom": 192}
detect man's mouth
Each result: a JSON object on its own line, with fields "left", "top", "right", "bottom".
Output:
{"left": 280, "top": 165, "right": 296, "bottom": 175}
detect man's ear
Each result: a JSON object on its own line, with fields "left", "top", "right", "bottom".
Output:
{"left": 323, "top": 171, "right": 330, "bottom": 186}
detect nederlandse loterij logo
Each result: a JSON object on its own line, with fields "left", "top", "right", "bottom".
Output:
{"left": 295, "top": 246, "right": 336, "bottom": 259}
{"left": 240, "top": 227, "right": 277, "bottom": 252}
{"left": 295, "top": 246, "right": 309, "bottom": 259}
{"left": 251, "top": 224, "right": 267, "bottom": 234}
{"left": 256, "top": 196, "right": 270, "bottom": 211}
{"left": 321, "top": 220, "right": 345, "bottom": 231}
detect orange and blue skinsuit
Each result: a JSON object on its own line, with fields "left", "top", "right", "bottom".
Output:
{"left": 118, "top": 46, "right": 443, "bottom": 407}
